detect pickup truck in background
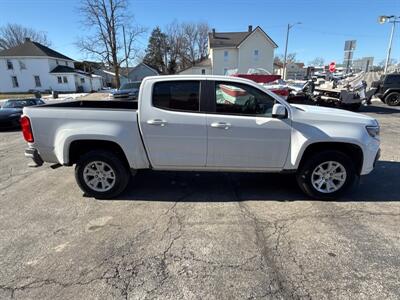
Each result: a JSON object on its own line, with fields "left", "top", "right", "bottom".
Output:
{"left": 21, "top": 75, "right": 381, "bottom": 200}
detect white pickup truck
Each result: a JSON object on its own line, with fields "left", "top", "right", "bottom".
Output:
{"left": 21, "top": 75, "right": 380, "bottom": 199}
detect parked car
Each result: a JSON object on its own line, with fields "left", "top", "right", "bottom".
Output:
{"left": 371, "top": 73, "right": 400, "bottom": 106}
{"left": 0, "top": 98, "right": 45, "bottom": 129}
{"left": 22, "top": 75, "right": 380, "bottom": 200}
{"left": 112, "top": 81, "right": 141, "bottom": 100}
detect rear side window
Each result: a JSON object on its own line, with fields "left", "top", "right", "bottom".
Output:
{"left": 152, "top": 81, "right": 200, "bottom": 112}
{"left": 385, "top": 75, "right": 400, "bottom": 84}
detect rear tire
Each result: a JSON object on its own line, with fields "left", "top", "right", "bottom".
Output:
{"left": 296, "top": 150, "right": 358, "bottom": 200}
{"left": 384, "top": 92, "right": 400, "bottom": 106}
{"left": 75, "top": 150, "right": 130, "bottom": 199}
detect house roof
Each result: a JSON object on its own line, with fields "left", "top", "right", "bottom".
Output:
{"left": 0, "top": 39, "right": 73, "bottom": 61}
{"left": 209, "top": 26, "right": 278, "bottom": 49}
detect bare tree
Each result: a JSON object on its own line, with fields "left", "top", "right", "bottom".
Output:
{"left": 0, "top": 23, "right": 51, "bottom": 50}
{"left": 196, "top": 22, "right": 210, "bottom": 60}
{"left": 77, "top": 0, "right": 144, "bottom": 87}
{"left": 308, "top": 57, "right": 325, "bottom": 67}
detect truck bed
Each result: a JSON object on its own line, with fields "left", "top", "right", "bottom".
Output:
{"left": 40, "top": 100, "right": 138, "bottom": 110}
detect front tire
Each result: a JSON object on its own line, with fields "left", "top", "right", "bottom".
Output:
{"left": 384, "top": 92, "right": 400, "bottom": 106}
{"left": 75, "top": 150, "right": 130, "bottom": 199}
{"left": 296, "top": 151, "right": 358, "bottom": 200}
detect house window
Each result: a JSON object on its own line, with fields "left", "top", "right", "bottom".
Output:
{"left": 223, "top": 68, "right": 228, "bottom": 75}
{"left": 224, "top": 50, "right": 229, "bottom": 62}
{"left": 254, "top": 50, "right": 259, "bottom": 61}
{"left": 11, "top": 76, "right": 19, "bottom": 88}
{"left": 65, "top": 61, "right": 68, "bottom": 66}
{"left": 34, "top": 76, "right": 41, "bottom": 87}
{"left": 7, "top": 59, "right": 13, "bottom": 70}
{"left": 57, "top": 76, "right": 62, "bottom": 84}
{"left": 63, "top": 76, "right": 68, "bottom": 83}
{"left": 19, "top": 60, "right": 26, "bottom": 70}
{"left": 80, "top": 77, "right": 85, "bottom": 84}
{"left": 201, "top": 69, "right": 206, "bottom": 75}
{"left": 56, "top": 60, "right": 59, "bottom": 65}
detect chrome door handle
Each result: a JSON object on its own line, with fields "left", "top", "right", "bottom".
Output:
{"left": 211, "top": 122, "right": 231, "bottom": 129}
{"left": 147, "top": 119, "right": 167, "bottom": 126}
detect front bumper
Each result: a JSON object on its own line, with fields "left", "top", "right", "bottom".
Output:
{"left": 25, "top": 148, "right": 44, "bottom": 167}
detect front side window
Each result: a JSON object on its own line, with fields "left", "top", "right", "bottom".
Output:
{"left": 215, "top": 82, "right": 275, "bottom": 117}
{"left": 57, "top": 76, "right": 62, "bottom": 83}
{"left": 153, "top": 81, "right": 200, "bottom": 112}
{"left": 11, "top": 76, "right": 19, "bottom": 88}
{"left": 7, "top": 59, "right": 13, "bottom": 70}
{"left": 34, "top": 75, "right": 41, "bottom": 87}
{"left": 63, "top": 76, "right": 68, "bottom": 83}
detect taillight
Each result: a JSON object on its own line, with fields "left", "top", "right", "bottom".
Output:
{"left": 20, "top": 116, "right": 34, "bottom": 142}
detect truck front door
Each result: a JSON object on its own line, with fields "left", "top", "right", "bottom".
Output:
{"left": 206, "top": 81, "right": 291, "bottom": 169}
{"left": 139, "top": 80, "right": 207, "bottom": 168}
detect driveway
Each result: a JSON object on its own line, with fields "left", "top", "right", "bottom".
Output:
{"left": 0, "top": 102, "right": 399, "bottom": 299}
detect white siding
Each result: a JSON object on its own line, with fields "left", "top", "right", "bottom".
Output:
{"left": 0, "top": 57, "right": 75, "bottom": 93}
{"left": 179, "top": 66, "right": 212, "bottom": 75}
{"left": 237, "top": 28, "right": 274, "bottom": 73}
{"left": 211, "top": 48, "right": 238, "bottom": 75}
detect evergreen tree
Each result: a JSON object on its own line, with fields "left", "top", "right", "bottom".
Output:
{"left": 143, "top": 27, "right": 167, "bottom": 74}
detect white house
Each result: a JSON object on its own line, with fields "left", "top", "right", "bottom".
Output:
{"left": 0, "top": 38, "right": 102, "bottom": 93}
{"left": 179, "top": 25, "right": 278, "bottom": 75}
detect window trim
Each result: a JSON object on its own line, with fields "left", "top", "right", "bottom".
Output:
{"left": 151, "top": 80, "right": 203, "bottom": 114}
{"left": 208, "top": 80, "right": 276, "bottom": 118}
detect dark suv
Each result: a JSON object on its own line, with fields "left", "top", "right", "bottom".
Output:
{"left": 371, "top": 73, "right": 400, "bottom": 106}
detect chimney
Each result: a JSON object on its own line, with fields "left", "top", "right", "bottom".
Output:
{"left": 212, "top": 28, "right": 216, "bottom": 38}
{"left": 25, "top": 37, "right": 31, "bottom": 42}
{"left": 248, "top": 25, "right": 253, "bottom": 32}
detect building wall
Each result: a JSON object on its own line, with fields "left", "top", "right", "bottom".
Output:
{"left": 0, "top": 57, "right": 53, "bottom": 92}
{"left": 128, "top": 64, "right": 158, "bottom": 81}
{"left": 237, "top": 29, "right": 274, "bottom": 74}
{"left": 50, "top": 73, "right": 77, "bottom": 92}
{"left": 0, "top": 57, "right": 76, "bottom": 93}
{"left": 211, "top": 48, "right": 239, "bottom": 75}
{"left": 179, "top": 66, "right": 212, "bottom": 75}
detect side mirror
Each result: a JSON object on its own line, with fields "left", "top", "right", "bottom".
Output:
{"left": 272, "top": 103, "right": 287, "bottom": 119}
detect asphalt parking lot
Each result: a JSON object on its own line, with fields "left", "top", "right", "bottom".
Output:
{"left": 0, "top": 102, "right": 399, "bottom": 299}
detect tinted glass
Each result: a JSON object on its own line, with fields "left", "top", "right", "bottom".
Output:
{"left": 153, "top": 81, "right": 200, "bottom": 112}
{"left": 121, "top": 82, "right": 141, "bottom": 90}
{"left": 3, "top": 99, "right": 37, "bottom": 108}
{"left": 215, "top": 82, "right": 274, "bottom": 117}
{"left": 385, "top": 75, "right": 400, "bottom": 84}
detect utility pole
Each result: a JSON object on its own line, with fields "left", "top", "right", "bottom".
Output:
{"left": 378, "top": 15, "right": 400, "bottom": 74}
{"left": 122, "top": 25, "right": 129, "bottom": 82}
{"left": 283, "top": 22, "right": 301, "bottom": 80}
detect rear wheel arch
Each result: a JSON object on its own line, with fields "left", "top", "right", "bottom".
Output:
{"left": 68, "top": 139, "right": 130, "bottom": 168}
{"left": 298, "top": 142, "right": 364, "bottom": 175}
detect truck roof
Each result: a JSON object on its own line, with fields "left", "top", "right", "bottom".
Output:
{"left": 142, "top": 74, "right": 261, "bottom": 85}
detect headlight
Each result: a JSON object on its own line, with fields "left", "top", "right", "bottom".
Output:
{"left": 366, "top": 125, "right": 380, "bottom": 138}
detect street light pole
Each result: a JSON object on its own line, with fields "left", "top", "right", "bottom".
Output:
{"left": 384, "top": 20, "right": 396, "bottom": 74}
{"left": 283, "top": 22, "right": 301, "bottom": 80}
{"left": 379, "top": 15, "right": 400, "bottom": 74}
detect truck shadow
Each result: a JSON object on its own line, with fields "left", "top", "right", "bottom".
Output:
{"left": 112, "top": 161, "right": 400, "bottom": 202}
{"left": 360, "top": 104, "right": 400, "bottom": 115}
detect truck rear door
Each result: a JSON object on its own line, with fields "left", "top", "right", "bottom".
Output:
{"left": 139, "top": 80, "right": 207, "bottom": 168}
